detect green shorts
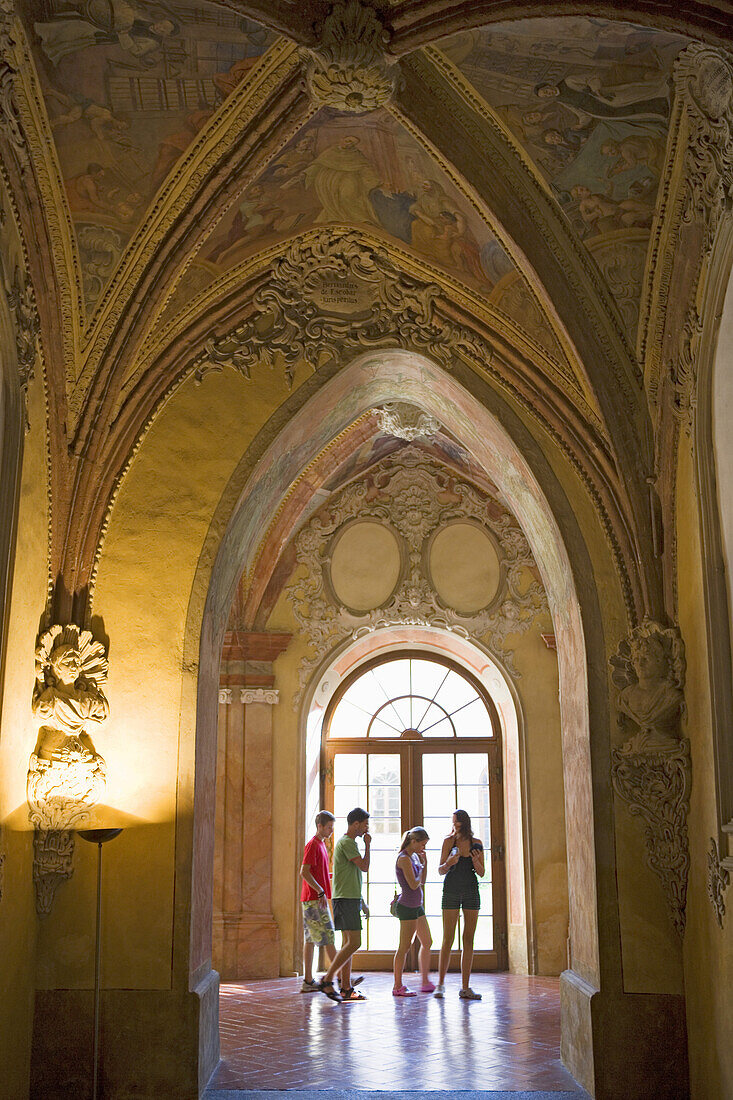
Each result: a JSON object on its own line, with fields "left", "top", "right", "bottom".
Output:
{"left": 333, "top": 897, "right": 362, "bottom": 931}
{"left": 395, "top": 902, "right": 425, "bottom": 921}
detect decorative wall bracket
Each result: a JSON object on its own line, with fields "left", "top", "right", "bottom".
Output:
{"left": 302, "top": 0, "right": 396, "bottom": 113}
{"left": 610, "top": 620, "right": 691, "bottom": 935}
{"left": 611, "top": 739, "right": 692, "bottom": 937}
{"left": 27, "top": 624, "right": 109, "bottom": 916}
{"left": 707, "top": 836, "right": 730, "bottom": 928}
{"left": 194, "top": 230, "right": 485, "bottom": 386}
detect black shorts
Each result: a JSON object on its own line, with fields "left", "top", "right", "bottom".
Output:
{"left": 442, "top": 886, "right": 480, "bottom": 911}
{"left": 333, "top": 897, "right": 362, "bottom": 931}
{"left": 395, "top": 902, "right": 425, "bottom": 921}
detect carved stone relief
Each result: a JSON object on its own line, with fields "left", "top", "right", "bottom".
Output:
{"left": 27, "top": 624, "right": 109, "bottom": 916}
{"left": 610, "top": 620, "right": 691, "bottom": 935}
{"left": 286, "top": 447, "right": 548, "bottom": 696}
{"left": 707, "top": 836, "right": 730, "bottom": 928}
{"left": 194, "top": 230, "right": 485, "bottom": 386}
{"left": 6, "top": 261, "right": 39, "bottom": 426}
{"left": 0, "top": 1, "right": 29, "bottom": 170}
{"left": 303, "top": 0, "right": 396, "bottom": 114}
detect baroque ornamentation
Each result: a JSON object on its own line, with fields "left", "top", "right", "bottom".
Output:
{"left": 194, "top": 230, "right": 485, "bottom": 386}
{"left": 240, "top": 688, "right": 279, "bottom": 705}
{"left": 286, "top": 448, "right": 548, "bottom": 695}
{"left": 218, "top": 687, "right": 233, "bottom": 705}
{"left": 707, "top": 836, "right": 730, "bottom": 928}
{"left": 374, "top": 403, "right": 439, "bottom": 442}
{"left": 7, "top": 263, "right": 39, "bottom": 424}
{"left": 27, "top": 625, "right": 109, "bottom": 916}
{"left": 303, "top": 1, "right": 395, "bottom": 113}
{"left": 0, "top": 0, "right": 28, "bottom": 169}
{"left": 610, "top": 620, "right": 691, "bottom": 935}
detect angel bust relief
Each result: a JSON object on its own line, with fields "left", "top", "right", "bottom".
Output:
{"left": 27, "top": 624, "right": 109, "bottom": 831}
{"left": 610, "top": 620, "right": 686, "bottom": 752}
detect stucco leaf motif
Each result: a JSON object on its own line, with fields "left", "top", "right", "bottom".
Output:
{"left": 6, "top": 263, "right": 39, "bottom": 427}
{"left": 286, "top": 448, "right": 548, "bottom": 697}
{"left": 0, "top": 1, "right": 28, "bottom": 169}
{"left": 610, "top": 620, "right": 691, "bottom": 935}
{"left": 194, "top": 230, "right": 485, "bottom": 386}
{"left": 706, "top": 836, "right": 730, "bottom": 928}
{"left": 27, "top": 624, "right": 109, "bottom": 916}
{"left": 302, "top": 0, "right": 395, "bottom": 114}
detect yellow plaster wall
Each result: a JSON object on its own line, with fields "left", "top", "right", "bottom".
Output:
{"left": 676, "top": 440, "right": 733, "bottom": 1100}
{"left": 0, "top": 375, "right": 48, "bottom": 1100}
{"left": 40, "top": 361, "right": 298, "bottom": 991}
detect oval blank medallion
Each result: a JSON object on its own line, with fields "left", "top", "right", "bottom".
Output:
{"left": 330, "top": 522, "right": 401, "bottom": 611}
{"left": 429, "top": 522, "right": 501, "bottom": 613}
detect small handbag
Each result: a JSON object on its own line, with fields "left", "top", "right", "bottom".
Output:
{"left": 390, "top": 890, "right": 400, "bottom": 917}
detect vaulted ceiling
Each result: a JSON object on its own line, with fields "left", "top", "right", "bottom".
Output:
{"left": 3, "top": 0, "right": 728, "bottom": 623}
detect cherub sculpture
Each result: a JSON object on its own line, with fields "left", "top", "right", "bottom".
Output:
{"left": 27, "top": 625, "right": 109, "bottom": 831}
{"left": 610, "top": 619, "right": 686, "bottom": 752}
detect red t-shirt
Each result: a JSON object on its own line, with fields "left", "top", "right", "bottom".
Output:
{"left": 300, "top": 836, "right": 332, "bottom": 902}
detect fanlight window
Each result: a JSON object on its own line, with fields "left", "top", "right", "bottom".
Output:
{"left": 327, "top": 657, "right": 492, "bottom": 740}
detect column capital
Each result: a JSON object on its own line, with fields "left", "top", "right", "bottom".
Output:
{"left": 240, "top": 688, "right": 279, "bottom": 706}
{"left": 218, "top": 687, "right": 233, "bottom": 705}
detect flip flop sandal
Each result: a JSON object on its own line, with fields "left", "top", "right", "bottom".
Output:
{"left": 351, "top": 975, "right": 365, "bottom": 987}
{"left": 392, "top": 986, "right": 416, "bottom": 997}
{"left": 318, "top": 980, "right": 342, "bottom": 1002}
{"left": 340, "top": 987, "right": 367, "bottom": 1001}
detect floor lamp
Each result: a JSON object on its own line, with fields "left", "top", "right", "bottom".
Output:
{"left": 78, "top": 828, "right": 123, "bottom": 1100}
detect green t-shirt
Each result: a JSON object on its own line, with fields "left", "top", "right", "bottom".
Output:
{"left": 332, "top": 834, "right": 363, "bottom": 899}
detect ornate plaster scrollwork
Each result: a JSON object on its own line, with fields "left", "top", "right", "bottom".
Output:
{"left": 610, "top": 620, "right": 691, "bottom": 935}
{"left": 0, "top": 1, "right": 28, "bottom": 169}
{"left": 7, "top": 264, "right": 39, "bottom": 426}
{"left": 27, "top": 625, "right": 109, "bottom": 916}
{"left": 303, "top": 0, "right": 395, "bottom": 113}
{"left": 287, "top": 448, "right": 548, "bottom": 695}
{"left": 218, "top": 687, "right": 233, "bottom": 705}
{"left": 375, "top": 403, "right": 439, "bottom": 441}
{"left": 194, "top": 230, "right": 485, "bottom": 386}
{"left": 707, "top": 836, "right": 730, "bottom": 928}
{"left": 240, "top": 688, "right": 279, "bottom": 705}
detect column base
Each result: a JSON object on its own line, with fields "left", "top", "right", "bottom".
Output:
{"left": 30, "top": 970, "right": 219, "bottom": 1100}
{"left": 213, "top": 912, "right": 280, "bottom": 979}
{"left": 560, "top": 969, "right": 689, "bottom": 1100}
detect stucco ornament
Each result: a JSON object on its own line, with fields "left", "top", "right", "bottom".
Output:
{"left": 0, "top": 0, "right": 28, "bottom": 169}
{"left": 7, "top": 263, "right": 39, "bottom": 427}
{"left": 375, "top": 403, "right": 439, "bottom": 442}
{"left": 610, "top": 620, "right": 691, "bottom": 935}
{"left": 287, "top": 448, "right": 548, "bottom": 695}
{"left": 194, "top": 230, "right": 485, "bottom": 386}
{"left": 706, "top": 837, "right": 730, "bottom": 928}
{"left": 27, "top": 625, "right": 109, "bottom": 915}
{"left": 303, "top": 1, "right": 395, "bottom": 113}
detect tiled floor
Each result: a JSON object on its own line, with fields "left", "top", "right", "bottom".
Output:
{"left": 207, "top": 972, "right": 588, "bottom": 1094}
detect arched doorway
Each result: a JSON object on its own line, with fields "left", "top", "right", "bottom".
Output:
{"left": 322, "top": 653, "right": 508, "bottom": 971}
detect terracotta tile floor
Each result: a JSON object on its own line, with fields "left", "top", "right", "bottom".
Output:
{"left": 208, "top": 972, "right": 587, "bottom": 1093}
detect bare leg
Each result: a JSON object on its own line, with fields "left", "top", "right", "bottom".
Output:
{"left": 415, "top": 915, "right": 433, "bottom": 985}
{"left": 439, "top": 909, "right": 460, "bottom": 984}
{"left": 303, "top": 941, "right": 315, "bottom": 983}
{"left": 461, "top": 908, "right": 479, "bottom": 990}
{"left": 324, "top": 930, "right": 361, "bottom": 985}
{"left": 393, "top": 919, "right": 417, "bottom": 989}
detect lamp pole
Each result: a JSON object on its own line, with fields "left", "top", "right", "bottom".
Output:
{"left": 78, "top": 828, "right": 123, "bottom": 1100}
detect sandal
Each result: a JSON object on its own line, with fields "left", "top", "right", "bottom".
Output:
{"left": 392, "top": 985, "right": 416, "bottom": 997}
{"left": 420, "top": 981, "right": 436, "bottom": 993}
{"left": 318, "top": 979, "right": 342, "bottom": 1002}
{"left": 340, "top": 987, "right": 367, "bottom": 1001}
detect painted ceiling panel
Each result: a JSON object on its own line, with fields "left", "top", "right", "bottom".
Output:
{"left": 438, "top": 17, "right": 690, "bottom": 344}
{"left": 20, "top": 0, "right": 276, "bottom": 316}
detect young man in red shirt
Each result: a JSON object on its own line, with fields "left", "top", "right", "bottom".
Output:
{"left": 300, "top": 810, "right": 338, "bottom": 992}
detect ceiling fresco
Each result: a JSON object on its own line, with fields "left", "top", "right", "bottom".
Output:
{"left": 19, "top": 0, "right": 276, "bottom": 315}
{"left": 438, "top": 17, "right": 690, "bottom": 342}
{"left": 202, "top": 106, "right": 515, "bottom": 293}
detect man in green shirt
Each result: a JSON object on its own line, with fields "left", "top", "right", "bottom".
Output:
{"left": 319, "top": 807, "right": 370, "bottom": 1002}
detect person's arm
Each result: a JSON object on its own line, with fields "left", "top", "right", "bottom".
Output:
{"left": 300, "top": 862, "right": 326, "bottom": 898}
{"left": 417, "top": 850, "right": 428, "bottom": 884}
{"left": 350, "top": 831, "right": 371, "bottom": 872}
{"left": 397, "top": 852, "right": 420, "bottom": 890}
{"left": 438, "top": 836, "right": 459, "bottom": 876}
{"left": 470, "top": 841, "right": 485, "bottom": 878}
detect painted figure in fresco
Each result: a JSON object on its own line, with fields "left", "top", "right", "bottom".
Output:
{"left": 614, "top": 623, "right": 686, "bottom": 752}
{"left": 149, "top": 106, "right": 214, "bottom": 192}
{"left": 304, "top": 136, "right": 380, "bottom": 225}
{"left": 534, "top": 75, "right": 669, "bottom": 123}
{"left": 35, "top": 1, "right": 179, "bottom": 67}
{"left": 65, "top": 162, "right": 107, "bottom": 214}
{"left": 601, "top": 134, "right": 663, "bottom": 177}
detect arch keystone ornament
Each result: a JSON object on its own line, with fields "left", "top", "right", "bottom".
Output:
{"left": 194, "top": 230, "right": 484, "bottom": 386}
{"left": 27, "top": 625, "right": 109, "bottom": 916}
{"left": 610, "top": 620, "right": 691, "bottom": 936}
{"left": 303, "top": 0, "right": 396, "bottom": 113}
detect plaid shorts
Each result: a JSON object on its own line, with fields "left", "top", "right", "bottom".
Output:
{"left": 302, "top": 900, "right": 336, "bottom": 946}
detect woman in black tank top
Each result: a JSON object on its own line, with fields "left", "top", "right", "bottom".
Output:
{"left": 434, "top": 809, "right": 485, "bottom": 1000}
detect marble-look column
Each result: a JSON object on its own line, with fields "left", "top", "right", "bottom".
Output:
{"left": 213, "top": 633, "right": 291, "bottom": 979}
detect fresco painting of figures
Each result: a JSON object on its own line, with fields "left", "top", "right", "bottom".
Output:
{"left": 20, "top": 0, "right": 275, "bottom": 314}
{"left": 441, "top": 18, "right": 687, "bottom": 242}
{"left": 204, "top": 108, "right": 516, "bottom": 295}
